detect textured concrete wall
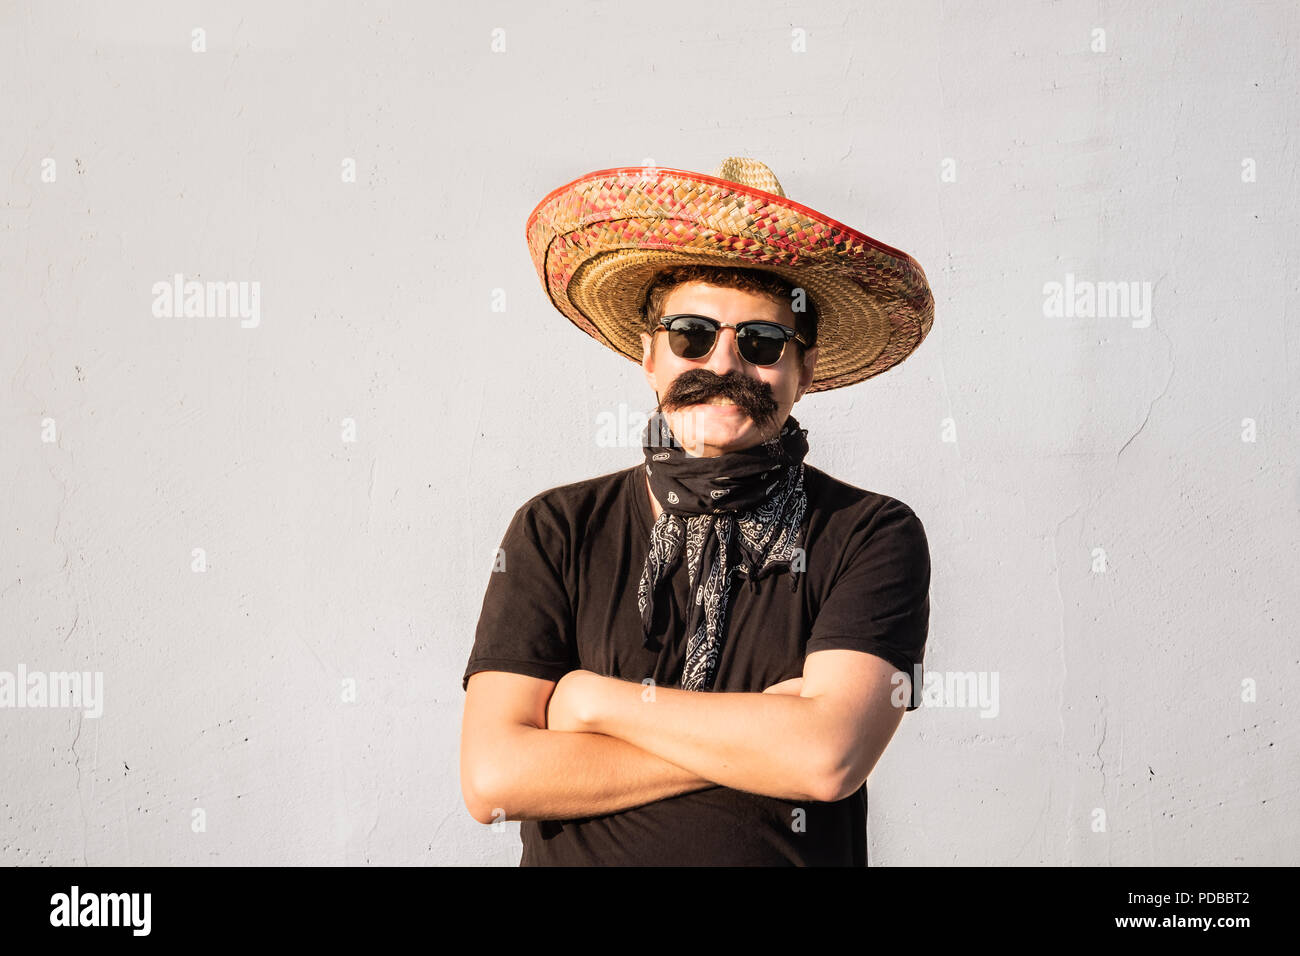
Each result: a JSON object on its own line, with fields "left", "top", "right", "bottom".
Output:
{"left": 1, "top": 0, "right": 1295, "bottom": 866}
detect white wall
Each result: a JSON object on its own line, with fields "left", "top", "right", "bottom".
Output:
{"left": 1, "top": 0, "right": 1295, "bottom": 865}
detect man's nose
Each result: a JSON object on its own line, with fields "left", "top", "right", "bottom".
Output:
{"left": 703, "top": 327, "right": 746, "bottom": 375}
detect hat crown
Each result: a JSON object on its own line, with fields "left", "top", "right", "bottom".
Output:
{"left": 710, "top": 156, "right": 786, "bottom": 198}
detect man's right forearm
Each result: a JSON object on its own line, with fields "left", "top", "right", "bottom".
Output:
{"left": 470, "top": 725, "right": 716, "bottom": 823}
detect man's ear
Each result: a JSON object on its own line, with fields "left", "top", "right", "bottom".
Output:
{"left": 794, "top": 345, "right": 819, "bottom": 401}
{"left": 640, "top": 331, "right": 657, "bottom": 380}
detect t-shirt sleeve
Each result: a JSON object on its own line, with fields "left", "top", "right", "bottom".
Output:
{"left": 461, "top": 498, "right": 577, "bottom": 691}
{"left": 806, "top": 497, "right": 931, "bottom": 712}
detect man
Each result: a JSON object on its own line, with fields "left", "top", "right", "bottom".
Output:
{"left": 460, "top": 157, "right": 935, "bottom": 865}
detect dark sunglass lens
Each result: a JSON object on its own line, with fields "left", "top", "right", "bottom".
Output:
{"left": 737, "top": 324, "right": 787, "bottom": 366}
{"left": 667, "top": 317, "right": 716, "bottom": 359}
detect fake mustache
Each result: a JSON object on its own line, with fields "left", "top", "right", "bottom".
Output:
{"left": 659, "top": 369, "right": 779, "bottom": 431}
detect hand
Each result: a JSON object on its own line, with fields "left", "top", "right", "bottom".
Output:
{"left": 545, "top": 669, "right": 604, "bottom": 732}
{"left": 761, "top": 676, "right": 805, "bottom": 696}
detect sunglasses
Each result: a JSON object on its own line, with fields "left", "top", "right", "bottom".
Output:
{"left": 655, "top": 314, "right": 807, "bottom": 367}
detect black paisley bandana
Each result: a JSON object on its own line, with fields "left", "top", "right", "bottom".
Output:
{"left": 636, "top": 411, "right": 809, "bottom": 691}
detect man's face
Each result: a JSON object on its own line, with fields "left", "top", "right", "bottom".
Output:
{"left": 639, "top": 281, "right": 819, "bottom": 457}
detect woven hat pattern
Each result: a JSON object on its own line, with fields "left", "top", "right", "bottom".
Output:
{"left": 526, "top": 159, "right": 933, "bottom": 392}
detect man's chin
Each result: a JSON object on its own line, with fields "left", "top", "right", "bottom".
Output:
{"left": 667, "top": 411, "right": 769, "bottom": 452}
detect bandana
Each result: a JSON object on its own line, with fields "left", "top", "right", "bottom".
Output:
{"left": 636, "top": 412, "right": 810, "bottom": 690}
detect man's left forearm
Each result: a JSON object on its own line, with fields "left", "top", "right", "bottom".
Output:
{"left": 580, "top": 676, "right": 839, "bottom": 803}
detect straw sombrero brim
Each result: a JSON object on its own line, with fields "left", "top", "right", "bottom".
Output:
{"left": 526, "top": 165, "right": 934, "bottom": 392}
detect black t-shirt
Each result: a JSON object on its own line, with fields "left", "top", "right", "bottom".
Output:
{"left": 462, "top": 462, "right": 931, "bottom": 866}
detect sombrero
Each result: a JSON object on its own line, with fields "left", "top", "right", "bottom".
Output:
{"left": 525, "top": 156, "right": 934, "bottom": 392}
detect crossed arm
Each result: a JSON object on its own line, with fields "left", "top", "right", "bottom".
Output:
{"left": 459, "top": 649, "right": 909, "bottom": 824}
